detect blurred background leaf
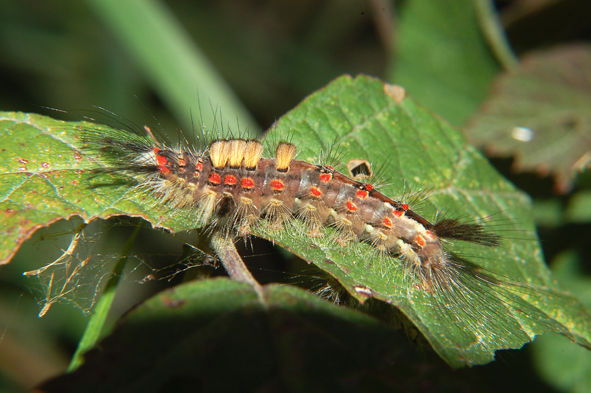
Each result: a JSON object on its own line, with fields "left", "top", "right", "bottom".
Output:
{"left": 387, "top": 0, "right": 500, "bottom": 125}
{"left": 465, "top": 44, "right": 591, "bottom": 194}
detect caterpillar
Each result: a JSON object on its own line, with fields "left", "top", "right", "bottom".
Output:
{"left": 84, "top": 129, "right": 500, "bottom": 294}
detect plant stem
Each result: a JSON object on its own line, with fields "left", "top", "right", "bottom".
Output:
{"left": 475, "top": 0, "right": 519, "bottom": 70}
{"left": 210, "top": 233, "right": 265, "bottom": 303}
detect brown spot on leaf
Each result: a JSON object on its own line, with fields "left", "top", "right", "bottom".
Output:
{"left": 162, "top": 295, "right": 186, "bottom": 308}
{"left": 353, "top": 285, "right": 373, "bottom": 296}
{"left": 383, "top": 83, "right": 406, "bottom": 103}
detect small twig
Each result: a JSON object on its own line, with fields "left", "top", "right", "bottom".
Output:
{"left": 210, "top": 232, "right": 265, "bottom": 303}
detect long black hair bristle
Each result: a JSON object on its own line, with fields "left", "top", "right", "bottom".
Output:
{"left": 431, "top": 218, "right": 501, "bottom": 247}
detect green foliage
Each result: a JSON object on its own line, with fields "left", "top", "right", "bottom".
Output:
{"left": 86, "top": 0, "right": 259, "bottom": 133}
{"left": 258, "top": 75, "right": 591, "bottom": 366}
{"left": 532, "top": 252, "right": 591, "bottom": 393}
{"left": 388, "top": 0, "right": 500, "bottom": 125}
{"left": 40, "top": 279, "right": 430, "bottom": 393}
{"left": 465, "top": 44, "right": 591, "bottom": 194}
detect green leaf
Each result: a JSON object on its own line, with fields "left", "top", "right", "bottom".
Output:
{"left": 39, "top": 278, "right": 448, "bottom": 393}
{"left": 566, "top": 190, "right": 591, "bottom": 223}
{"left": 2, "top": 75, "right": 591, "bottom": 368}
{"left": 465, "top": 44, "right": 591, "bottom": 193}
{"left": 389, "top": 0, "right": 500, "bottom": 125}
{"left": 0, "top": 112, "right": 195, "bottom": 265}
{"left": 533, "top": 198, "right": 564, "bottom": 227}
{"left": 532, "top": 252, "right": 591, "bottom": 393}
{"left": 255, "top": 75, "right": 591, "bottom": 366}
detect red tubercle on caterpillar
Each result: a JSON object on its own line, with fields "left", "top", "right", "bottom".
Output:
{"left": 401, "top": 204, "right": 409, "bottom": 211}
{"left": 208, "top": 173, "right": 221, "bottom": 185}
{"left": 193, "top": 160, "right": 204, "bottom": 178}
{"left": 356, "top": 189, "right": 369, "bottom": 199}
{"left": 155, "top": 155, "right": 168, "bottom": 167}
{"left": 178, "top": 159, "right": 186, "bottom": 167}
{"left": 393, "top": 210, "right": 404, "bottom": 217}
{"left": 153, "top": 151, "right": 170, "bottom": 174}
{"left": 346, "top": 201, "right": 357, "bottom": 212}
{"left": 224, "top": 175, "right": 238, "bottom": 186}
{"left": 383, "top": 217, "right": 393, "bottom": 228}
{"left": 310, "top": 187, "right": 322, "bottom": 197}
{"left": 319, "top": 173, "right": 332, "bottom": 183}
{"left": 271, "top": 179, "right": 285, "bottom": 191}
{"left": 241, "top": 177, "right": 255, "bottom": 189}
{"left": 415, "top": 235, "right": 426, "bottom": 247}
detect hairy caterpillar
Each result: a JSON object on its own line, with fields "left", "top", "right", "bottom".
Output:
{"left": 84, "top": 129, "right": 499, "bottom": 294}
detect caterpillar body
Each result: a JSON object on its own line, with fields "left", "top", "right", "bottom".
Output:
{"left": 88, "top": 129, "right": 499, "bottom": 293}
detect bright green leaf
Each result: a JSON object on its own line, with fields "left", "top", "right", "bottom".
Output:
{"left": 257, "top": 75, "right": 591, "bottom": 366}
{"left": 0, "top": 112, "right": 196, "bottom": 265}
{"left": 532, "top": 252, "right": 591, "bottom": 393}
